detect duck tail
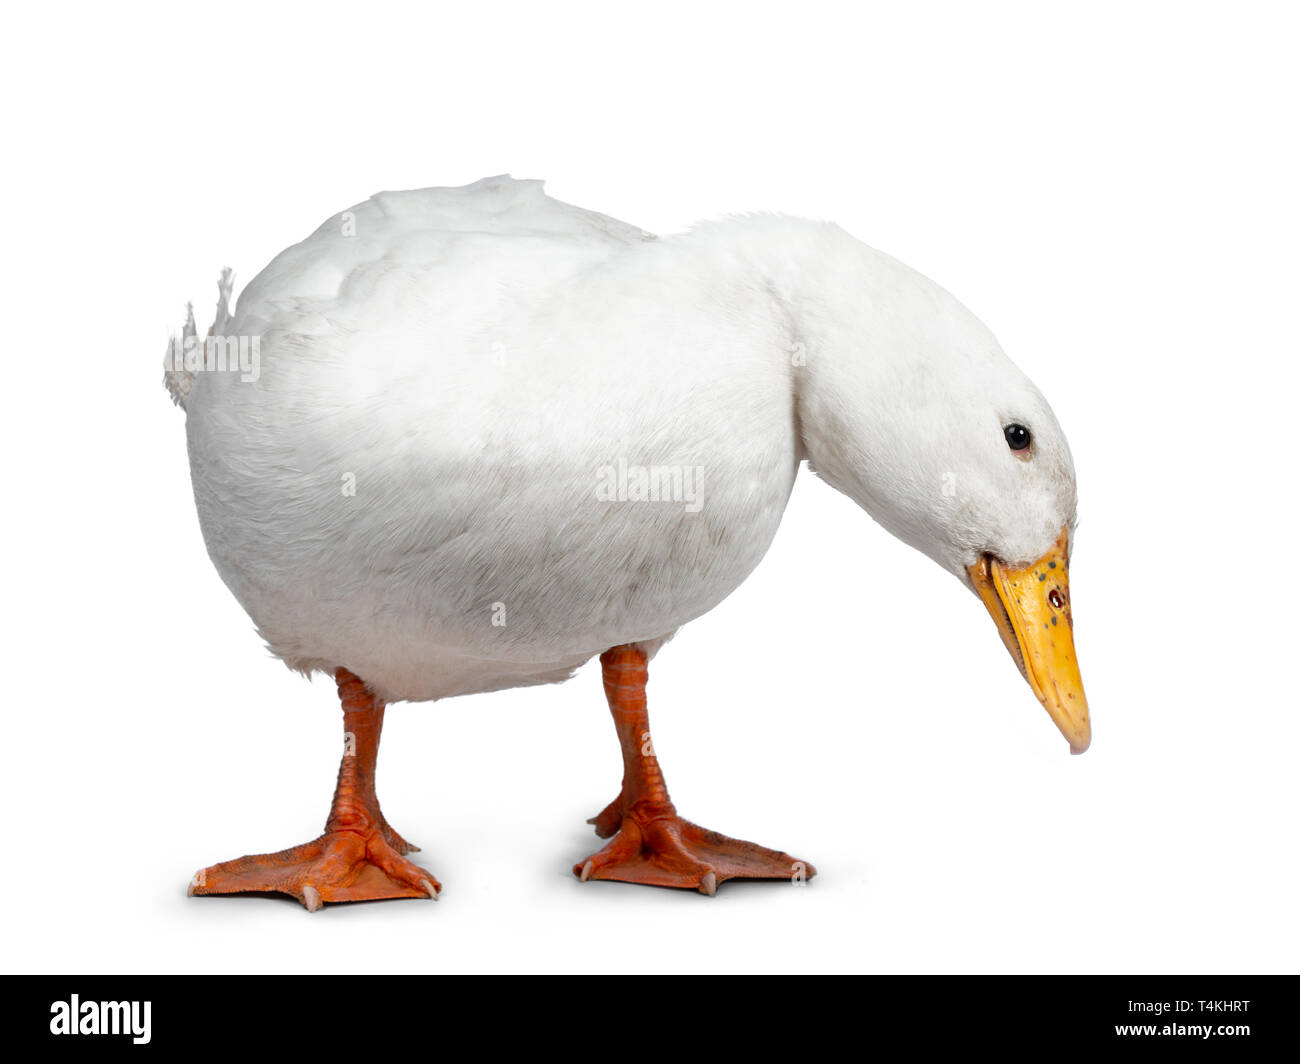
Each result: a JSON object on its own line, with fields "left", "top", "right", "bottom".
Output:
{"left": 163, "top": 267, "right": 234, "bottom": 410}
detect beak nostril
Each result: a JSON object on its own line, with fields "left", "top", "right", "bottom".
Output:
{"left": 1048, "top": 589, "right": 1064, "bottom": 609}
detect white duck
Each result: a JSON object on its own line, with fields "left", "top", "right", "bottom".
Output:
{"left": 170, "top": 175, "right": 1089, "bottom": 907}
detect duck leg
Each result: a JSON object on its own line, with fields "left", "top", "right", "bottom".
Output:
{"left": 575, "top": 644, "right": 815, "bottom": 894}
{"left": 188, "top": 668, "right": 439, "bottom": 910}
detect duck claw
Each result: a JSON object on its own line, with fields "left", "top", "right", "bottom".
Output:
{"left": 585, "top": 796, "right": 624, "bottom": 839}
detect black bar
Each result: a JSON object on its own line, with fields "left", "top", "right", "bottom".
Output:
{"left": 5, "top": 975, "right": 1291, "bottom": 1051}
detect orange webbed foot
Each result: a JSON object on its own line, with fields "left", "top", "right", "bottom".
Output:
{"left": 189, "top": 827, "right": 440, "bottom": 911}
{"left": 575, "top": 802, "right": 815, "bottom": 895}
{"left": 189, "top": 668, "right": 438, "bottom": 911}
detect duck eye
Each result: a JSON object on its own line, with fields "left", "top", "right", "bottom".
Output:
{"left": 1003, "top": 423, "right": 1032, "bottom": 451}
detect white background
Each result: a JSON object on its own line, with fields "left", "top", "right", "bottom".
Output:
{"left": 4, "top": 1, "right": 1297, "bottom": 974}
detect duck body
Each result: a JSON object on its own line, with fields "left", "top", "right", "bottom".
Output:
{"left": 184, "top": 177, "right": 818, "bottom": 702}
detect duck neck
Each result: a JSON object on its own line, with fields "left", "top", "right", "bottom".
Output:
{"left": 727, "top": 218, "right": 923, "bottom": 506}
{"left": 717, "top": 216, "right": 980, "bottom": 572}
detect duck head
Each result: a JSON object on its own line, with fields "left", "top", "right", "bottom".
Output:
{"left": 793, "top": 232, "right": 1090, "bottom": 753}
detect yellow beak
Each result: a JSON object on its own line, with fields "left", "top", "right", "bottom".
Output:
{"left": 967, "top": 527, "right": 1091, "bottom": 754}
